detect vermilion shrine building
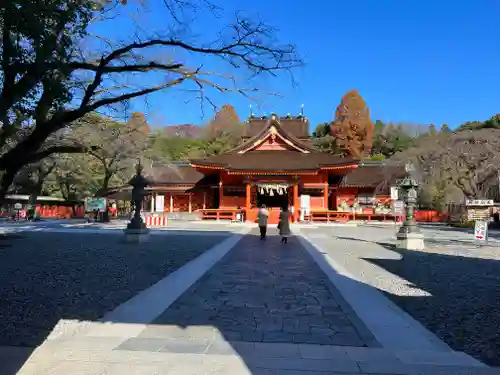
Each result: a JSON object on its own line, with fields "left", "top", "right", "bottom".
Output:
{"left": 103, "top": 114, "right": 406, "bottom": 224}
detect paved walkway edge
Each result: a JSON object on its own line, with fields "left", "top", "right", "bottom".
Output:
{"left": 297, "top": 231, "right": 455, "bottom": 353}
{"left": 92, "top": 227, "right": 251, "bottom": 329}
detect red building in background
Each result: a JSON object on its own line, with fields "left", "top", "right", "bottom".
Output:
{"left": 102, "top": 114, "right": 406, "bottom": 224}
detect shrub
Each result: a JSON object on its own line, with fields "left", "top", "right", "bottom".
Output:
{"left": 451, "top": 221, "right": 475, "bottom": 229}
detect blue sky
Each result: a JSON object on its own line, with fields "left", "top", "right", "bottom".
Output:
{"left": 93, "top": 0, "right": 500, "bottom": 130}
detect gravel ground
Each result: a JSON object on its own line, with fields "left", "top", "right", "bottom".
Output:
{"left": 0, "top": 231, "right": 229, "bottom": 347}
{"left": 304, "top": 226, "right": 500, "bottom": 367}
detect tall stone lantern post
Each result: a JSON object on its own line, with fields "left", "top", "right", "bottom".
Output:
{"left": 123, "top": 159, "right": 150, "bottom": 243}
{"left": 396, "top": 162, "right": 425, "bottom": 250}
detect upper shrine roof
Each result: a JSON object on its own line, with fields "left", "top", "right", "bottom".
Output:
{"left": 243, "top": 112, "right": 310, "bottom": 139}
{"left": 190, "top": 114, "right": 358, "bottom": 173}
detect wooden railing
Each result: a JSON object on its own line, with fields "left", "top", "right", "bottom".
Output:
{"left": 309, "top": 211, "right": 351, "bottom": 222}
{"left": 199, "top": 208, "right": 405, "bottom": 223}
{"left": 308, "top": 210, "right": 403, "bottom": 223}
{"left": 415, "top": 210, "right": 449, "bottom": 222}
{"left": 199, "top": 209, "right": 244, "bottom": 221}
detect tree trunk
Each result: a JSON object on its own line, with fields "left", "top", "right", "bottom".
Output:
{"left": 0, "top": 168, "right": 18, "bottom": 204}
{"left": 101, "top": 173, "right": 112, "bottom": 191}
{"left": 28, "top": 183, "right": 44, "bottom": 207}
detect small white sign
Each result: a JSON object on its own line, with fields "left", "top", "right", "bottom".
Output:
{"left": 155, "top": 194, "right": 165, "bottom": 212}
{"left": 390, "top": 186, "right": 399, "bottom": 200}
{"left": 14, "top": 203, "right": 22, "bottom": 210}
{"left": 466, "top": 199, "right": 494, "bottom": 207}
{"left": 300, "top": 195, "right": 311, "bottom": 210}
{"left": 299, "top": 195, "right": 310, "bottom": 220}
{"left": 392, "top": 200, "right": 405, "bottom": 214}
{"left": 474, "top": 220, "right": 488, "bottom": 241}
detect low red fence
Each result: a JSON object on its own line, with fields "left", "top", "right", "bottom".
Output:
{"left": 307, "top": 210, "right": 448, "bottom": 223}
{"left": 0, "top": 204, "right": 85, "bottom": 219}
{"left": 415, "top": 210, "right": 449, "bottom": 222}
{"left": 36, "top": 205, "right": 85, "bottom": 218}
{"left": 1, "top": 205, "right": 447, "bottom": 222}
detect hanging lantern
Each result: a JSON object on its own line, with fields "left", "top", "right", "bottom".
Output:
{"left": 270, "top": 189, "right": 274, "bottom": 196}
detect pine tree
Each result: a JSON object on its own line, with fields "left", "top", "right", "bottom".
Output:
{"left": 331, "top": 90, "right": 374, "bottom": 158}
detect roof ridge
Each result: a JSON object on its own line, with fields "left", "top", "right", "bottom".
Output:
{"left": 228, "top": 114, "right": 316, "bottom": 154}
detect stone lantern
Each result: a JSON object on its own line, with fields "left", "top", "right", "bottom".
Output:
{"left": 396, "top": 162, "right": 425, "bottom": 250}
{"left": 124, "top": 159, "right": 150, "bottom": 243}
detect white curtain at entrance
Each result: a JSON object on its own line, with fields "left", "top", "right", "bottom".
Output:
{"left": 257, "top": 183, "right": 289, "bottom": 196}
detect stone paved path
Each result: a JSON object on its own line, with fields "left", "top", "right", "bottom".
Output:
{"left": 120, "top": 230, "right": 369, "bottom": 353}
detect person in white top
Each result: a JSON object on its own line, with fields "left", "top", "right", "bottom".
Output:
{"left": 257, "top": 204, "right": 269, "bottom": 240}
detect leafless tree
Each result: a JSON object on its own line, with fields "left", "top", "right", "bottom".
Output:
{"left": 392, "top": 128, "right": 500, "bottom": 200}
{"left": 0, "top": 0, "right": 302, "bottom": 200}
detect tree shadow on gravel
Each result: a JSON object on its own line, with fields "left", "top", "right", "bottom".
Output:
{"left": 0, "top": 229, "right": 233, "bottom": 375}
{"left": 335, "top": 233, "right": 500, "bottom": 250}
{"left": 3, "top": 229, "right": 391, "bottom": 375}
{"left": 362, "top": 242, "right": 500, "bottom": 367}
{"left": 417, "top": 223, "right": 500, "bottom": 240}
{"left": 0, "top": 233, "right": 24, "bottom": 249}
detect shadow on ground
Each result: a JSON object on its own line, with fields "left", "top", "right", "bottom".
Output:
{"left": 0, "top": 229, "right": 231, "bottom": 374}
{"left": 334, "top": 234, "right": 500, "bottom": 365}
{"left": 0, "top": 228, "right": 389, "bottom": 375}
{"left": 353, "top": 240, "right": 500, "bottom": 367}
{"left": 418, "top": 222, "right": 500, "bottom": 240}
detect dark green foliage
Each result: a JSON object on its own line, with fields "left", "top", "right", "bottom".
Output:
{"left": 312, "top": 123, "right": 331, "bottom": 138}
{"left": 440, "top": 124, "right": 452, "bottom": 134}
{"left": 312, "top": 123, "right": 342, "bottom": 154}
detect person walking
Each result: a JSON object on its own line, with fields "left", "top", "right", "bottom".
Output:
{"left": 257, "top": 204, "right": 269, "bottom": 240}
{"left": 278, "top": 206, "right": 291, "bottom": 244}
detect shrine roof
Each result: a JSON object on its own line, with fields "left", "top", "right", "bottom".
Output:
{"left": 191, "top": 114, "right": 358, "bottom": 172}
{"left": 148, "top": 164, "right": 204, "bottom": 185}
{"left": 191, "top": 150, "right": 357, "bottom": 172}
{"left": 96, "top": 164, "right": 219, "bottom": 197}
{"left": 341, "top": 162, "right": 406, "bottom": 189}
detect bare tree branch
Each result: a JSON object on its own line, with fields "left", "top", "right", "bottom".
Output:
{"left": 0, "top": 0, "right": 303, "bottom": 201}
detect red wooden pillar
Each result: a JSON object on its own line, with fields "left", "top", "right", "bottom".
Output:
{"left": 293, "top": 183, "right": 299, "bottom": 223}
{"left": 245, "top": 183, "right": 251, "bottom": 210}
{"left": 218, "top": 181, "right": 223, "bottom": 208}
{"left": 324, "top": 182, "right": 329, "bottom": 210}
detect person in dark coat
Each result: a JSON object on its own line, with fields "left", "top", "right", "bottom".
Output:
{"left": 278, "top": 206, "right": 291, "bottom": 244}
